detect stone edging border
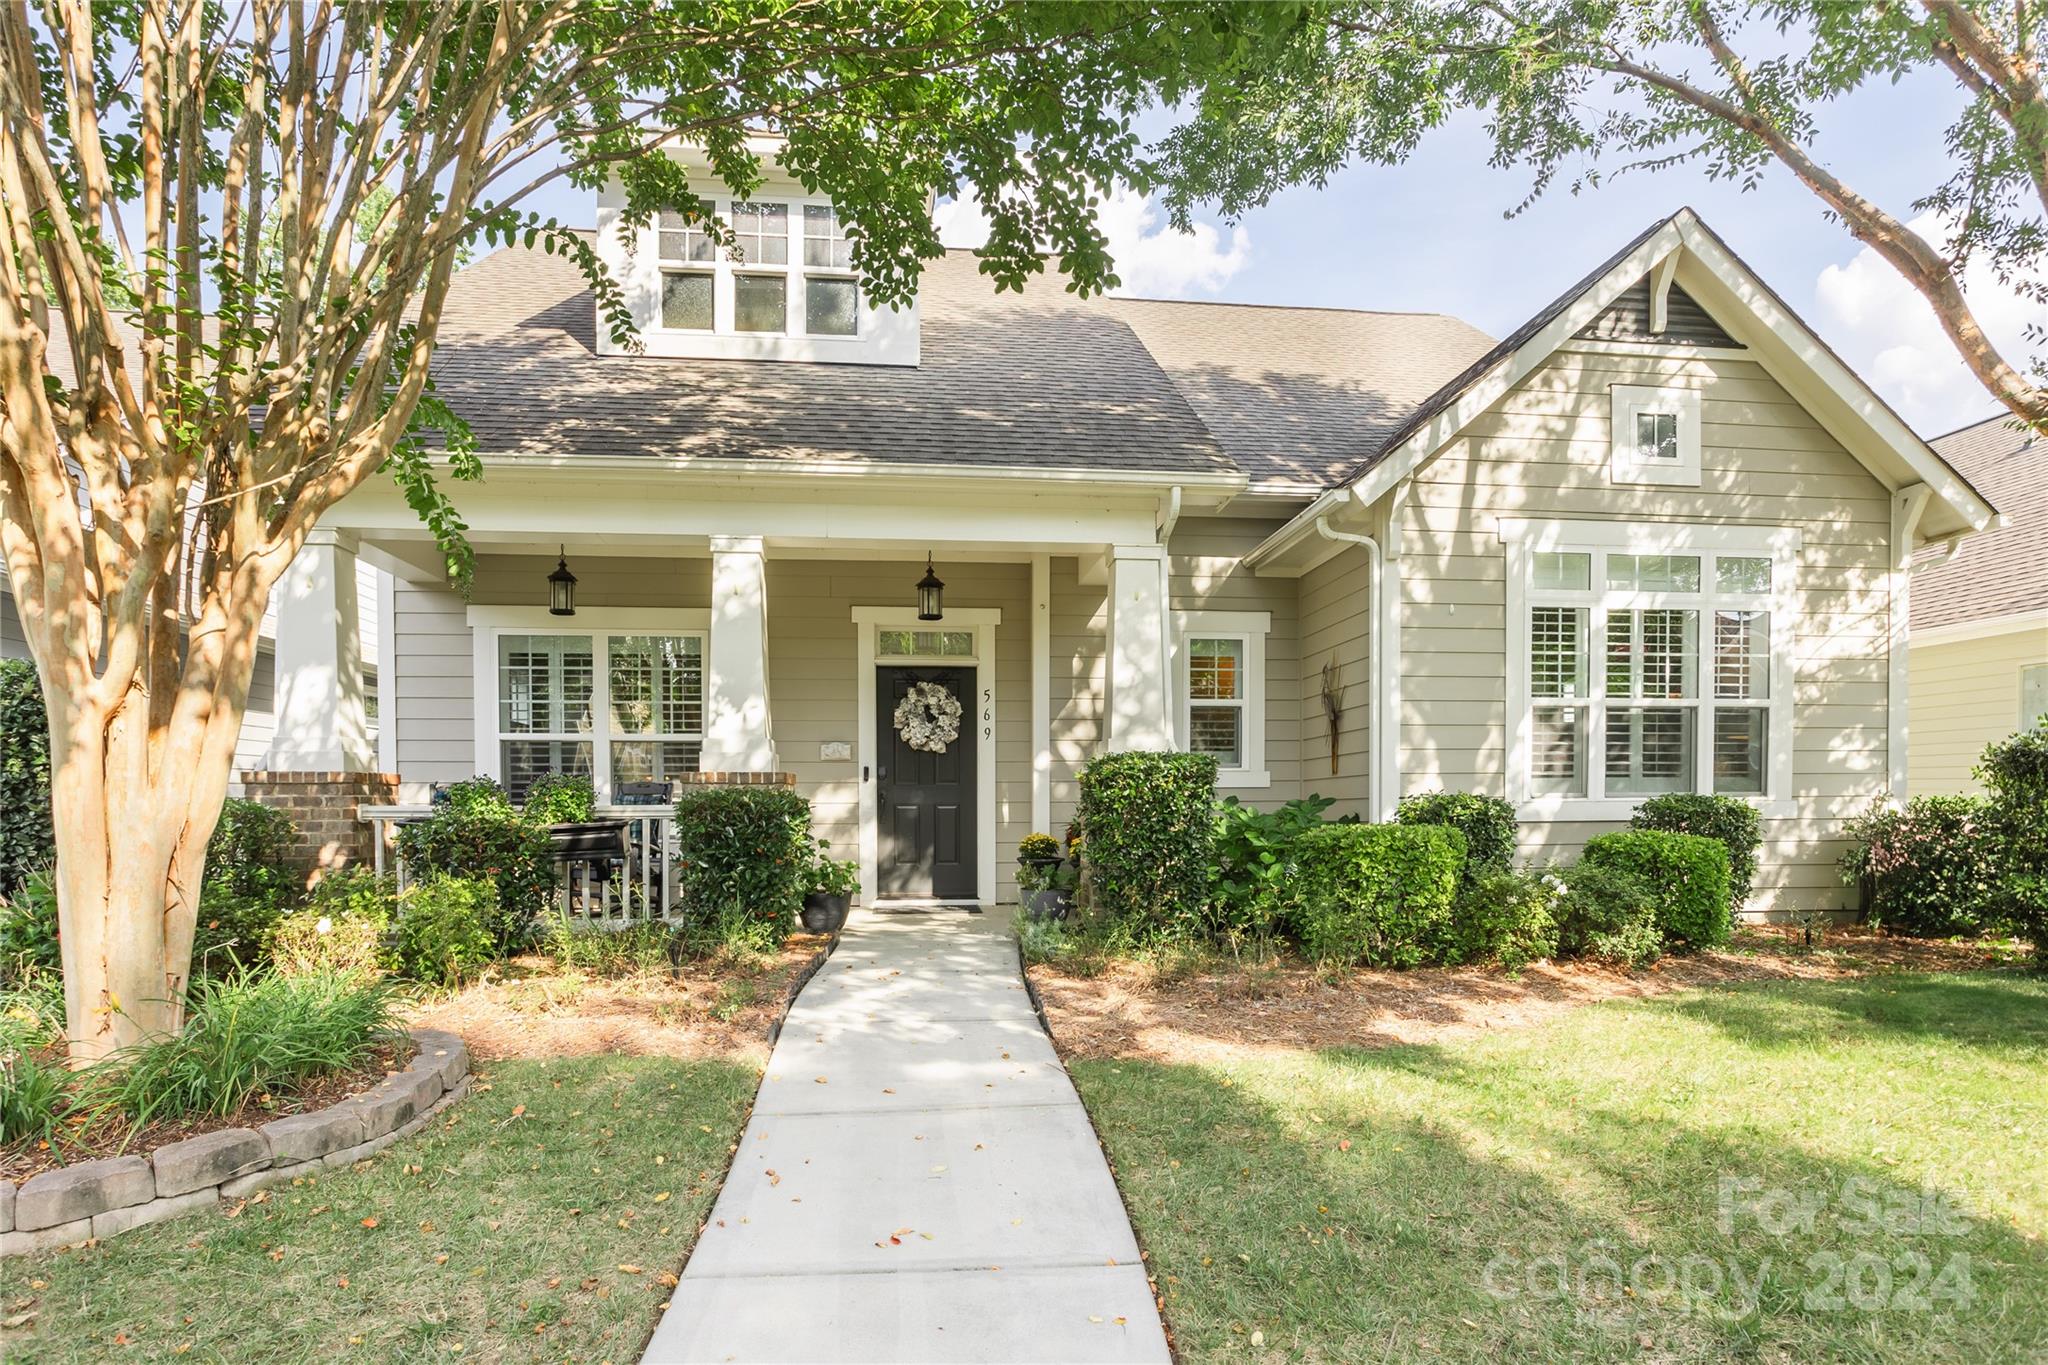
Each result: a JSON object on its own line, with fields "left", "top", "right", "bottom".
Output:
{"left": 0, "top": 1027, "right": 471, "bottom": 1257}
{"left": 765, "top": 931, "right": 839, "bottom": 1050}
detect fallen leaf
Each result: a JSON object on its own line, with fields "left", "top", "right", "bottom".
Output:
{"left": 434, "top": 1254, "right": 449, "bottom": 1265}
{"left": 655, "top": 1191, "right": 672, "bottom": 1202}
{"left": 658, "top": 1271, "right": 680, "bottom": 1288}
{"left": 336, "top": 1276, "right": 350, "bottom": 1289}
{"left": 1338, "top": 1139, "right": 1352, "bottom": 1153}
{"left": 1252, "top": 1329, "right": 1265, "bottom": 1346}
{"left": 360, "top": 1217, "right": 380, "bottom": 1230}
{"left": 618, "top": 1264, "right": 644, "bottom": 1275}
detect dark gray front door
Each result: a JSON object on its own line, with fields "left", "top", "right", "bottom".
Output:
{"left": 877, "top": 666, "right": 976, "bottom": 899}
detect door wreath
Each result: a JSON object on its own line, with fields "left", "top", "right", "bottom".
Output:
{"left": 893, "top": 681, "right": 963, "bottom": 753}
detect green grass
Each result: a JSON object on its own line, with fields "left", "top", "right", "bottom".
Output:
{"left": 1071, "top": 972, "right": 2048, "bottom": 1363}
{"left": 6, "top": 1055, "right": 759, "bottom": 1363}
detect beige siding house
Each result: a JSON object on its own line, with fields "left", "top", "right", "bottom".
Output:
{"left": 1907, "top": 415, "right": 2048, "bottom": 794}
{"left": 272, "top": 162, "right": 1996, "bottom": 917}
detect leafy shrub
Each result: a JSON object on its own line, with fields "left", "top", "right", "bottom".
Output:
{"left": 0, "top": 866, "right": 61, "bottom": 985}
{"left": 544, "top": 914, "right": 676, "bottom": 975}
{"left": 396, "top": 803, "right": 555, "bottom": 951}
{"left": 522, "top": 771, "right": 597, "bottom": 825}
{"left": 1979, "top": 719, "right": 2048, "bottom": 955}
{"left": 1550, "top": 863, "right": 1662, "bottom": 967}
{"left": 205, "top": 797, "right": 300, "bottom": 901}
{"left": 1016, "top": 914, "right": 1072, "bottom": 966}
{"left": 87, "top": 969, "right": 398, "bottom": 1124}
{"left": 808, "top": 845, "right": 860, "bottom": 897}
{"left": 1208, "top": 795, "right": 1333, "bottom": 937}
{"left": 272, "top": 871, "right": 393, "bottom": 980}
{"left": 191, "top": 880, "right": 288, "bottom": 976}
{"left": 1291, "top": 823, "right": 1465, "bottom": 968}
{"left": 671, "top": 785, "right": 813, "bottom": 939}
{"left": 1582, "top": 830, "right": 1732, "bottom": 948}
{"left": 1449, "top": 867, "right": 1559, "bottom": 973}
{"left": 1631, "top": 794, "right": 1763, "bottom": 907}
{"left": 1076, "top": 751, "right": 1219, "bottom": 940}
{"left": 439, "top": 776, "right": 514, "bottom": 815}
{"left": 1839, "top": 796, "right": 1997, "bottom": 938}
{"left": 1396, "top": 792, "right": 1517, "bottom": 886}
{"left": 391, "top": 874, "right": 498, "bottom": 986}
{"left": 0, "top": 659, "right": 53, "bottom": 897}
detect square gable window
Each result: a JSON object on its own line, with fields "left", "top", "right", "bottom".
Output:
{"left": 1610, "top": 384, "right": 1702, "bottom": 487}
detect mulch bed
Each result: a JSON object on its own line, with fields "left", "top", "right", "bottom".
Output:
{"left": 402, "top": 933, "right": 831, "bottom": 1064}
{"left": 0, "top": 1038, "right": 412, "bottom": 1183}
{"left": 1029, "top": 926, "right": 2026, "bottom": 1065}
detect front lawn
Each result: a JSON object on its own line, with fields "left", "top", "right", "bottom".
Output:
{"left": 1071, "top": 972, "right": 2048, "bottom": 1362}
{"left": 4, "top": 1055, "right": 758, "bottom": 1363}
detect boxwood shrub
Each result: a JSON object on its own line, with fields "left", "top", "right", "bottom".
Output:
{"left": 1978, "top": 719, "right": 2048, "bottom": 955}
{"left": 1396, "top": 792, "right": 1516, "bottom": 886}
{"left": 1839, "top": 795, "right": 1997, "bottom": 938}
{"left": 1291, "top": 823, "right": 1465, "bottom": 968}
{"left": 1581, "top": 829, "right": 1732, "bottom": 948}
{"left": 1076, "top": 751, "right": 1219, "bottom": 939}
{"left": 1630, "top": 793, "right": 1763, "bottom": 907}
{"left": 0, "top": 659, "right": 52, "bottom": 897}
{"left": 671, "top": 785, "right": 813, "bottom": 939}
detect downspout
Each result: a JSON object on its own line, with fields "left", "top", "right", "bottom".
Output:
{"left": 1316, "top": 517, "right": 1385, "bottom": 822}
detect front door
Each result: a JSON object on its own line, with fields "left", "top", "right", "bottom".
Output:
{"left": 876, "top": 666, "right": 977, "bottom": 899}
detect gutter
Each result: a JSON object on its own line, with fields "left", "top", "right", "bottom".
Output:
{"left": 1314, "top": 516, "right": 1389, "bottom": 822}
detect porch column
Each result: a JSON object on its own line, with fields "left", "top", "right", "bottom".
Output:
{"left": 702, "top": 535, "right": 779, "bottom": 771}
{"left": 267, "top": 528, "right": 372, "bottom": 771}
{"left": 1107, "top": 543, "right": 1174, "bottom": 751}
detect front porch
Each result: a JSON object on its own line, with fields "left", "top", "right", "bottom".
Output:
{"left": 293, "top": 464, "right": 1253, "bottom": 909}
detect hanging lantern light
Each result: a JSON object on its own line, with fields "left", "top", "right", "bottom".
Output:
{"left": 548, "top": 546, "right": 578, "bottom": 616}
{"left": 916, "top": 553, "right": 945, "bottom": 622}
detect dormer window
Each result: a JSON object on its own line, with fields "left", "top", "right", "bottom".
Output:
{"left": 651, "top": 199, "right": 860, "bottom": 340}
{"left": 657, "top": 211, "right": 714, "bottom": 331}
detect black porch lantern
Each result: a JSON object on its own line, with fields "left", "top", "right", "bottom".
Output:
{"left": 547, "top": 547, "right": 578, "bottom": 617}
{"left": 915, "top": 554, "right": 945, "bottom": 622}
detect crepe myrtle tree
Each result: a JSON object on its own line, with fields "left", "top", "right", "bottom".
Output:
{"left": 0, "top": 0, "right": 1316, "bottom": 1061}
{"left": 1154, "top": 0, "right": 2048, "bottom": 431}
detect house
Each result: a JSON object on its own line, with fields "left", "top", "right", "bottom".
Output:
{"left": 284, "top": 152, "right": 1995, "bottom": 916}
{"left": 1907, "top": 414, "right": 2048, "bottom": 794}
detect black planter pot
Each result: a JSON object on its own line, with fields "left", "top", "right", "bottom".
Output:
{"left": 547, "top": 819, "right": 629, "bottom": 858}
{"left": 1020, "top": 886, "right": 1073, "bottom": 921}
{"left": 802, "top": 891, "right": 851, "bottom": 933}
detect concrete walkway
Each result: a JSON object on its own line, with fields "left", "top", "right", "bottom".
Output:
{"left": 643, "top": 909, "right": 1169, "bottom": 1364}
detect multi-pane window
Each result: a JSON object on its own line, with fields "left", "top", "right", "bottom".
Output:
{"left": 495, "top": 631, "right": 703, "bottom": 801}
{"left": 1636, "top": 411, "right": 1680, "bottom": 464}
{"left": 1517, "top": 535, "right": 1785, "bottom": 805}
{"left": 877, "top": 629, "right": 975, "bottom": 658}
{"left": 653, "top": 199, "right": 860, "bottom": 338}
{"left": 1187, "top": 637, "right": 1246, "bottom": 768}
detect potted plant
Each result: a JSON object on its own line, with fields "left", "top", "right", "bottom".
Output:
{"left": 1016, "top": 833, "right": 1075, "bottom": 921}
{"left": 802, "top": 841, "right": 859, "bottom": 933}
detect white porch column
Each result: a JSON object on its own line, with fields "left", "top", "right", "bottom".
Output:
{"left": 702, "top": 535, "right": 779, "bottom": 771}
{"left": 267, "top": 528, "right": 372, "bottom": 771}
{"left": 1107, "top": 543, "right": 1174, "bottom": 751}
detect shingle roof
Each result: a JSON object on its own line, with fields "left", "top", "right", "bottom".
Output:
{"left": 1917, "top": 414, "right": 2048, "bottom": 630}
{"left": 1102, "top": 297, "right": 1495, "bottom": 489}
{"left": 425, "top": 240, "right": 1237, "bottom": 479}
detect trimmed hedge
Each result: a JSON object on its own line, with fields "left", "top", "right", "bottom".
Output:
{"left": 395, "top": 801, "right": 556, "bottom": 951}
{"left": 1396, "top": 792, "right": 1516, "bottom": 886}
{"left": 0, "top": 658, "right": 53, "bottom": 896}
{"left": 1582, "top": 830, "right": 1732, "bottom": 948}
{"left": 1631, "top": 794, "right": 1762, "bottom": 907}
{"left": 1291, "top": 823, "right": 1465, "bottom": 968}
{"left": 1077, "top": 751, "right": 1218, "bottom": 939}
{"left": 1839, "top": 795, "right": 1997, "bottom": 938}
{"left": 671, "top": 785, "right": 812, "bottom": 938}
{"left": 1979, "top": 718, "right": 2048, "bottom": 955}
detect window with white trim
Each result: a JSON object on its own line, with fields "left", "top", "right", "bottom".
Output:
{"left": 1610, "top": 384, "right": 1702, "bottom": 486}
{"left": 654, "top": 199, "right": 859, "bottom": 339}
{"left": 494, "top": 629, "right": 703, "bottom": 801}
{"left": 1174, "top": 610, "right": 1270, "bottom": 788}
{"left": 1508, "top": 522, "right": 1794, "bottom": 812}
{"left": 2023, "top": 662, "right": 2048, "bottom": 729}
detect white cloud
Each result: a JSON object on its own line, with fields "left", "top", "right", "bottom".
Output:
{"left": 932, "top": 183, "right": 1250, "bottom": 299}
{"left": 1813, "top": 212, "right": 2047, "bottom": 434}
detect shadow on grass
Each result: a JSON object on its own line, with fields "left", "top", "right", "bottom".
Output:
{"left": 1072, "top": 974, "right": 2048, "bottom": 1363}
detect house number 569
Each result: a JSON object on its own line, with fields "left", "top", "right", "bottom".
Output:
{"left": 983, "top": 688, "right": 994, "bottom": 739}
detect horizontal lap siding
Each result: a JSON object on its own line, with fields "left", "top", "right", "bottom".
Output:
{"left": 1908, "top": 627, "right": 2048, "bottom": 795}
{"left": 1298, "top": 544, "right": 1372, "bottom": 814}
{"left": 1396, "top": 348, "right": 1895, "bottom": 915}
{"left": 391, "top": 579, "right": 476, "bottom": 797}
{"left": 1168, "top": 517, "right": 1304, "bottom": 807}
{"left": 1049, "top": 558, "right": 1107, "bottom": 842}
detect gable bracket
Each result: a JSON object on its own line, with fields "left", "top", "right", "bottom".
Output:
{"left": 1648, "top": 250, "right": 1681, "bottom": 335}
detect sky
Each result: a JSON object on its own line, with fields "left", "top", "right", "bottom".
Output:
{"left": 513, "top": 60, "right": 2036, "bottom": 441}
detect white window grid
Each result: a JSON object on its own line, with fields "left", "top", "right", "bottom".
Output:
{"left": 1513, "top": 532, "right": 1790, "bottom": 811}
{"left": 652, "top": 197, "right": 859, "bottom": 339}
{"left": 492, "top": 628, "right": 706, "bottom": 802}
{"left": 1172, "top": 610, "right": 1271, "bottom": 789}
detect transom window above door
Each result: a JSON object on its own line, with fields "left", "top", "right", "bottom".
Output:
{"left": 486, "top": 621, "right": 705, "bottom": 802}
{"left": 1504, "top": 520, "right": 1797, "bottom": 818}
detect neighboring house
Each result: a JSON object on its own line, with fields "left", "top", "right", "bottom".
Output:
{"left": 291, "top": 151, "right": 1993, "bottom": 916}
{"left": 1908, "top": 414, "right": 2048, "bottom": 794}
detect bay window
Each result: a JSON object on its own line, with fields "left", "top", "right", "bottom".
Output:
{"left": 1504, "top": 520, "right": 1797, "bottom": 816}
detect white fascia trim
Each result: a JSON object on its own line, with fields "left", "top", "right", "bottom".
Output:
{"left": 464, "top": 452, "right": 1248, "bottom": 496}
{"left": 1909, "top": 608, "right": 2048, "bottom": 648}
{"left": 1497, "top": 517, "right": 1802, "bottom": 554}
{"left": 467, "top": 605, "right": 712, "bottom": 631}
{"left": 1557, "top": 338, "right": 1752, "bottom": 362}
{"left": 1171, "top": 608, "right": 1273, "bottom": 789}
{"left": 850, "top": 605, "right": 1003, "bottom": 627}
